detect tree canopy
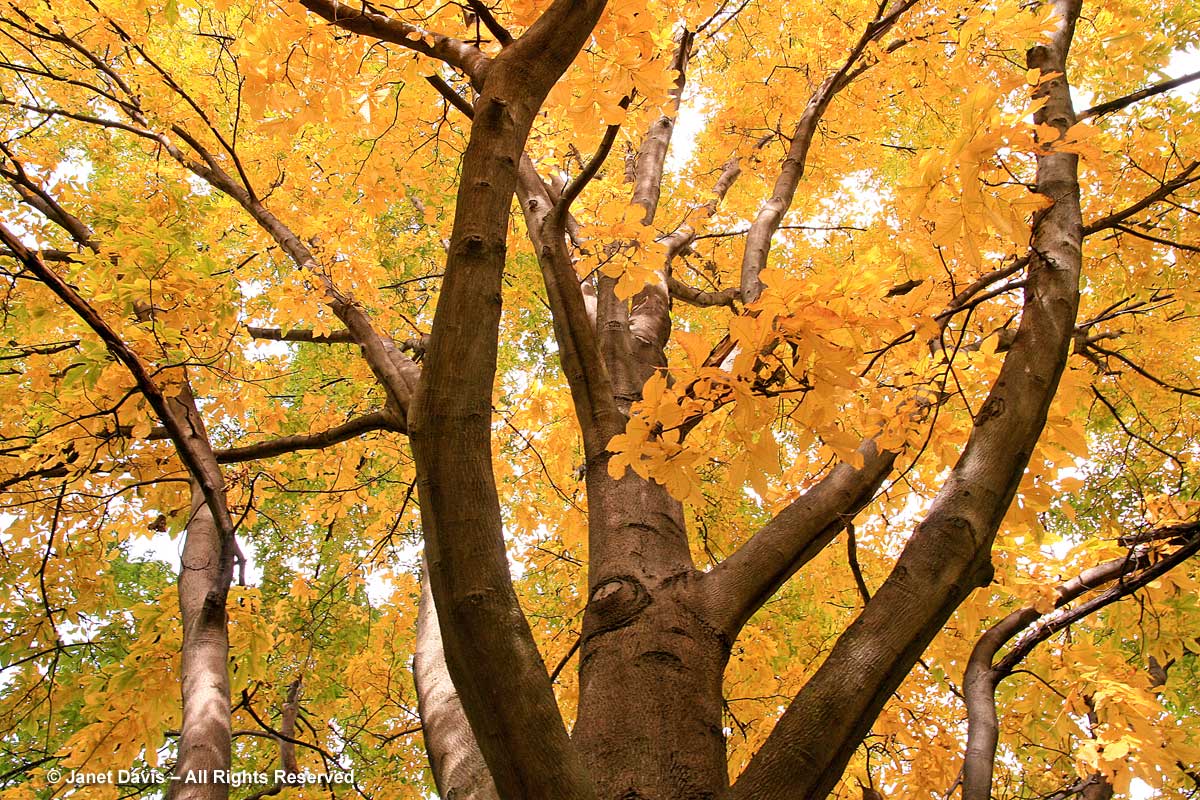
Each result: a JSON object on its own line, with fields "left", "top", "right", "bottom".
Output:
{"left": 0, "top": 0, "right": 1198, "bottom": 798}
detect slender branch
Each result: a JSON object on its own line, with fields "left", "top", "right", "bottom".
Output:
{"left": 0, "top": 339, "right": 79, "bottom": 360}
{"left": 996, "top": 527, "right": 1200, "bottom": 674}
{"left": 1084, "top": 161, "right": 1199, "bottom": 235}
{"left": 240, "top": 687, "right": 337, "bottom": 763}
{"left": 692, "top": 223, "right": 866, "bottom": 241}
{"left": 1109, "top": 222, "right": 1200, "bottom": 253}
{"left": 961, "top": 522, "right": 1200, "bottom": 800}
{"left": 466, "top": 0, "right": 513, "bottom": 47}
{"left": 656, "top": 154, "right": 750, "bottom": 266}
{"left": 554, "top": 96, "right": 631, "bottom": 218}
{"left": 1087, "top": 342, "right": 1200, "bottom": 397}
{"left": 0, "top": 143, "right": 98, "bottom": 246}
{"left": 0, "top": 756, "right": 61, "bottom": 785}
{"left": 1089, "top": 386, "right": 1185, "bottom": 473}
{"left": 0, "top": 247, "right": 78, "bottom": 264}
{"left": 1078, "top": 69, "right": 1200, "bottom": 120}
{"left": 298, "top": 0, "right": 491, "bottom": 84}
{"left": 215, "top": 410, "right": 400, "bottom": 463}
{"left": 846, "top": 524, "right": 872, "bottom": 606}
{"left": 0, "top": 225, "right": 234, "bottom": 541}
{"left": 739, "top": 0, "right": 918, "bottom": 302}
{"left": 547, "top": 636, "right": 582, "bottom": 685}
{"left": 0, "top": 97, "right": 154, "bottom": 137}
{"left": 945, "top": 255, "right": 1031, "bottom": 312}
{"left": 243, "top": 679, "right": 303, "bottom": 800}
{"left": 245, "top": 326, "right": 355, "bottom": 344}
{"left": 936, "top": 280, "right": 1027, "bottom": 326}
{"left": 425, "top": 74, "right": 476, "bottom": 118}
{"left": 519, "top": 155, "right": 625, "bottom": 457}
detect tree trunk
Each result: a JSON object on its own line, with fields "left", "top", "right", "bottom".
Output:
{"left": 170, "top": 484, "right": 233, "bottom": 800}
{"left": 572, "top": 465, "right": 729, "bottom": 800}
{"left": 572, "top": 583, "right": 729, "bottom": 800}
{"left": 167, "top": 384, "right": 236, "bottom": 800}
{"left": 414, "top": 563, "right": 500, "bottom": 800}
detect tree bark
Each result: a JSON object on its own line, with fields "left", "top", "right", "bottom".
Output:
{"left": 414, "top": 566, "right": 500, "bottom": 800}
{"left": 409, "top": 4, "right": 608, "bottom": 799}
{"left": 572, "top": 465, "right": 729, "bottom": 800}
{"left": 171, "top": 480, "right": 234, "bottom": 800}
{"left": 730, "top": 1, "right": 1084, "bottom": 795}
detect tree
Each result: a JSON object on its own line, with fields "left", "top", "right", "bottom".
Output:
{"left": 0, "top": 0, "right": 1198, "bottom": 797}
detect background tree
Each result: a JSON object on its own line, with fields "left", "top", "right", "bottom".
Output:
{"left": 1, "top": 0, "right": 1198, "bottom": 799}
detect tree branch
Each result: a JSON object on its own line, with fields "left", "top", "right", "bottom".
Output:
{"left": 630, "top": 29, "right": 693, "bottom": 225}
{"left": 215, "top": 410, "right": 400, "bottom": 463}
{"left": 739, "top": 0, "right": 918, "bottom": 302}
{"left": 1108, "top": 222, "right": 1200, "bottom": 253}
{"left": 667, "top": 276, "right": 740, "bottom": 309}
{"left": 0, "top": 224, "right": 234, "bottom": 542}
{"left": 518, "top": 158, "right": 626, "bottom": 457}
{"left": 245, "top": 326, "right": 355, "bottom": 344}
{"left": 553, "top": 96, "right": 630, "bottom": 218}
{"left": 240, "top": 687, "right": 337, "bottom": 763}
{"left": 1083, "top": 161, "right": 1199, "bottom": 235}
{"left": 730, "top": 2, "right": 1086, "bottom": 795}
{"left": 465, "top": 0, "right": 512, "bottom": 47}
{"left": 425, "top": 74, "right": 476, "bottom": 119}
{"left": 0, "top": 247, "right": 78, "bottom": 264}
{"left": 1078, "top": 69, "right": 1200, "bottom": 120}
{"left": 298, "top": 0, "right": 490, "bottom": 84}
{"left": 243, "top": 679, "right": 303, "bottom": 800}
{"left": 700, "top": 441, "right": 896, "bottom": 635}
{"left": 607, "top": 30, "right": 698, "bottom": 403}
{"left": 961, "top": 521, "right": 1200, "bottom": 800}
{"left": 413, "top": 563, "right": 499, "bottom": 800}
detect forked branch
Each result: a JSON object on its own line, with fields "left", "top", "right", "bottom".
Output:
{"left": 962, "top": 521, "right": 1200, "bottom": 800}
{"left": 701, "top": 441, "right": 897, "bottom": 635}
{"left": 731, "top": 1, "right": 1086, "bottom": 795}
{"left": 739, "top": 0, "right": 919, "bottom": 302}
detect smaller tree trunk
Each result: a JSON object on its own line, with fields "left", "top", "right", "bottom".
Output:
{"left": 170, "top": 485, "right": 233, "bottom": 800}
{"left": 414, "top": 562, "right": 500, "bottom": 800}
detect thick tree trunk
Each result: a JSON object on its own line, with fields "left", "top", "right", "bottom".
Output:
{"left": 572, "top": 583, "right": 729, "bottom": 800}
{"left": 572, "top": 466, "right": 730, "bottom": 800}
{"left": 409, "top": 4, "right": 608, "bottom": 799}
{"left": 170, "top": 484, "right": 233, "bottom": 800}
